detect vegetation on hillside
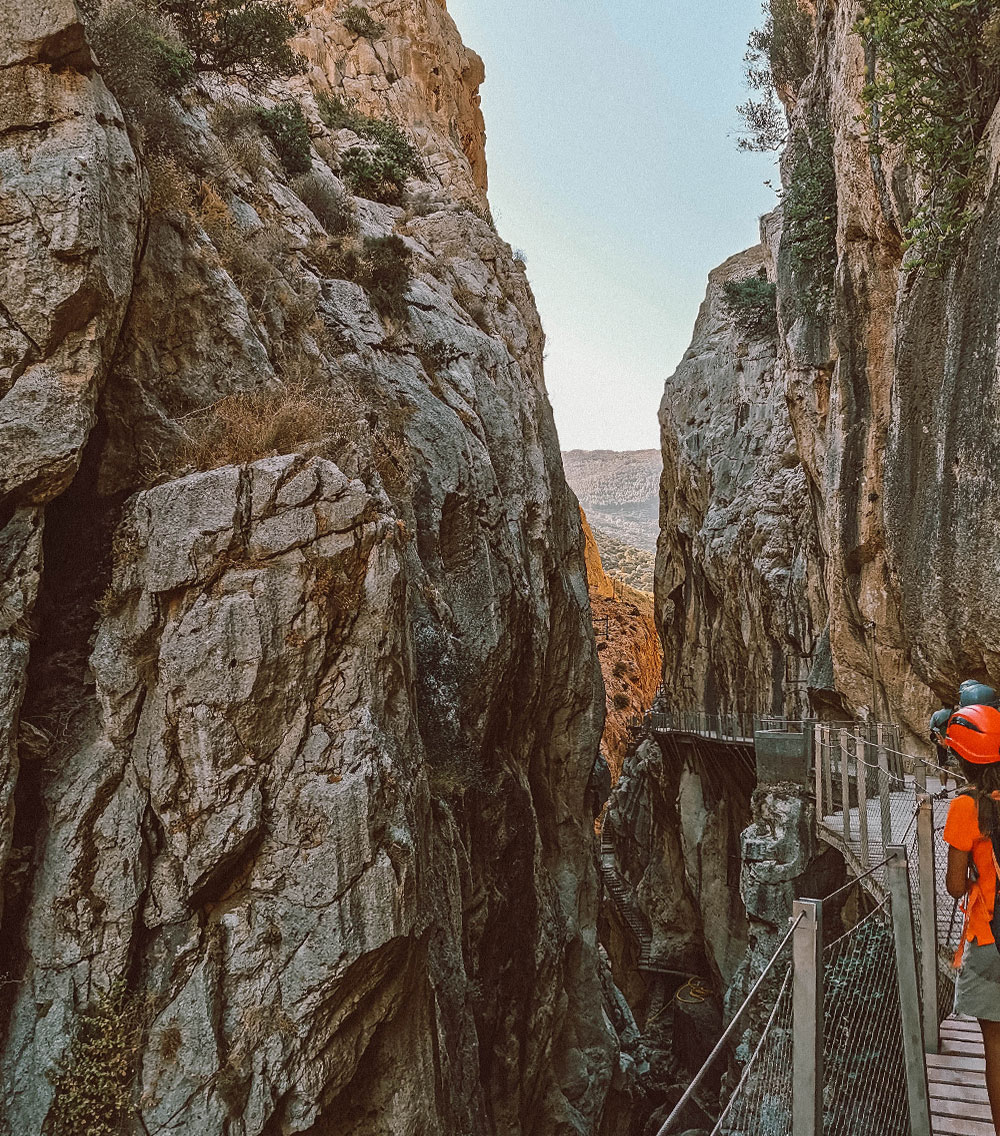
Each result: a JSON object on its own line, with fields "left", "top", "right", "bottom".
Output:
{"left": 318, "top": 94, "right": 422, "bottom": 203}
{"left": 856, "top": 0, "right": 1000, "bottom": 271}
{"left": 340, "top": 4, "right": 386, "bottom": 39}
{"left": 88, "top": 0, "right": 306, "bottom": 156}
{"left": 721, "top": 272, "right": 778, "bottom": 340}
{"left": 47, "top": 982, "right": 143, "bottom": 1136}
{"left": 738, "top": 0, "right": 815, "bottom": 151}
{"left": 781, "top": 122, "right": 837, "bottom": 308}
{"left": 163, "top": 0, "right": 306, "bottom": 82}
{"left": 591, "top": 527, "right": 655, "bottom": 593}
{"left": 258, "top": 101, "right": 312, "bottom": 174}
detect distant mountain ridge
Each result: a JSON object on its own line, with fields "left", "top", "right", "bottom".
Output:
{"left": 562, "top": 448, "right": 661, "bottom": 554}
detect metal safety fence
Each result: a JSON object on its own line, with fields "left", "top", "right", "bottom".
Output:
{"left": 821, "top": 901, "right": 908, "bottom": 1136}
{"left": 659, "top": 844, "right": 933, "bottom": 1136}
{"left": 713, "top": 969, "right": 794, "bottom": 1136}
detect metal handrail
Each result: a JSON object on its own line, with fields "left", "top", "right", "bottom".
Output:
{"left": 642, "top": 709, "right": 816, "bottom": 743}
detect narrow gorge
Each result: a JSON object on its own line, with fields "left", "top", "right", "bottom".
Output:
{"left": 4, "top": 0, "right": 1000, "bottom": 1133}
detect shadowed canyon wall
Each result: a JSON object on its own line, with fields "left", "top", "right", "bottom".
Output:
{"left": 0, "top": 1, "right": 617, "bottom": 1132}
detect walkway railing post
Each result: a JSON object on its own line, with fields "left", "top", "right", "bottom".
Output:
{"left": 877, "top": 738, "right": 893, "bottom": 850}
{"left": 838, "top": 728, "right": 851, "bottom": 841}
{"left": 812, "top": 723, "right": 823, "bottom": 815}
{"left": 915, "top": 737, "right": 927, "bottom": 791}
{"left": 792, "top": 899, "right": 823, "bottom": 1136}
{"left": 822, "top": 725, "right": 833, "bottom": 819}
{"left": 887, "top": 844, "right": 932, "bottom": 1136}
{"left": 916, "top": 793, "right": 939, "bottom": 1054}
{"left": 855, "top": 730, "right": 870, "bottom": 869}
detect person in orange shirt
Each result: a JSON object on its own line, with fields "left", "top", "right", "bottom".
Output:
{"left": 944, "top": 703, "right": 1000, "bottom": 1134}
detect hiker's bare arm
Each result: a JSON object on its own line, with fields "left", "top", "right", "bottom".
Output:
{"left": 947, "top": 845, "right": 972, "bottom": 899}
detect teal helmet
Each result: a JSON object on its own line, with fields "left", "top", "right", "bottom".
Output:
{"left": 958, "top": 683, "right": 999, "bottom": 708}
{"left": 930, "top": 707, "right": 952, "bottom": 739}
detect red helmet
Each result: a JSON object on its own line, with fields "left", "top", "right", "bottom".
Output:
{"left": 945, "top": 705, "right": 1000, "bottom": 764}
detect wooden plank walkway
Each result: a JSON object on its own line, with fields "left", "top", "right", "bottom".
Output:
{"left": 820, "top": 767, "right": 992, "bottom": 1135}
{"left": 819, "top": 775, "right": 961, "bottom": 950}
{"left": 929, "top": 1016, "right": 994, "bottom": 1136}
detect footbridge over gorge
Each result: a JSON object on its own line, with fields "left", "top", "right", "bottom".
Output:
{"left": 602, "top": 710, "right": 991, "bottom": 1136}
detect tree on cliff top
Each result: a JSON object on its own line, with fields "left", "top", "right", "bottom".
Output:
{"left": 738, "top": 0, "right": 816, "bottom": 151}
{"left": 163, "top": 0, "right": 306, "bottom": 83}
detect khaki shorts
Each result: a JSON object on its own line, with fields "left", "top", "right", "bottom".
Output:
{"left": 955, "top": 941, "right": 1000, "bottom": 1021}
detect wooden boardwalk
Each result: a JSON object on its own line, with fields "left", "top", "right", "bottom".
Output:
{"left": 819, "top": 776, "right": 960, "bottom": 949}
{"left": 820, "top": 773, "right": 994, "bottom": 1136}
{"left": 929, "top": 1015, "right": 994, "bottom": 1136}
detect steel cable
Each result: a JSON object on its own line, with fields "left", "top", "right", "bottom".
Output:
{"left": 654, "top": 913, "right": 803, "bottom": 1136}
{"left": 709, "top": 967, "right": 792, "bottom": 1136}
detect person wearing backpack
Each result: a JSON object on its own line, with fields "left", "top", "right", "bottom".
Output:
{"left": 943, "top": 703, "right": 1000, "bottom": 1132}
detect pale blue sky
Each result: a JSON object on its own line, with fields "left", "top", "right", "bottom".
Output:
{"left": 446, "top": 0, "right": 779, "bottom": 450}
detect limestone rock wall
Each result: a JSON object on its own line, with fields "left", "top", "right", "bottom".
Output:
{"left": 0, "top": 0, "right": 140, "bottom": 934}
{"left": 656, "top": 231, "right": 821, "bottom": 720}
{"left": 0, "top": 2, "right": 614, "bottom": 1133}
{"left": 657, "top": 0, "right": 1000, "bottom": 737}
{"left": 604, "top": 733, "right": 755, "bottom": 994}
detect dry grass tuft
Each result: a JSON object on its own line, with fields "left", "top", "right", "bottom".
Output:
{"left": 293, "top": 171, "right": 356, "bottom": 236}
{"left": 178, "top": 386, "right": 335, "bottom": 471}
{"left": 196, "top": 183, "right": 293, "bottom": 315}
{"left": 147, "top": 153, "right": 194, "bottom": 221}
{"left": 211, "top": 100, "right": 267, "bottom": 178}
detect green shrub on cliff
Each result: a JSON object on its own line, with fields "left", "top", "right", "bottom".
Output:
{"left": 317, "top": 94, "right": 421, "bottom": 202}
{"left": 359, "top": 235, "right": 412, "bottom": 320}
{"left": 90, "top": 0, "right": 307, "bottom": 159}
{"left": 343, "top": 131, "right": 420, "bottom": 202}
{"left": 782, "top": 123, "right": 837, "bottom": 307}
{"left": 163, "top": 0, "right": 306, "bottom": 83}
{"left": 737, "top": 0, "right": 815, "bottom": 151}
{"left": 857, "top": 0, "right": 1000, "bottom": 271}
{"left": 88, "top": 1, "right": 193, "bottom": 138}
{"left": 340, "top": 5, "right": 386, "bottom": 39}
{"left": 47, "top": 981, "right": 143, "bottom": 1136}
{"left": 258, "top": 102, "right": 313, "bottom": 174}
{"left": 721, "top": 272, "right": 778, "bottom": 340}
{"left": 306, "top": 233, "right": 412, "bottom": 320}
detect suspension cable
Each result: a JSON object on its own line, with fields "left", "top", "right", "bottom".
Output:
{"left": 654, "top": 912, "right": 804, "bottom": 1136}
{"left": 709, "top": 967, "right": 793, "bottom": 1136}
{"left": 820, "top": 849, "right": 902, "bottom": 904}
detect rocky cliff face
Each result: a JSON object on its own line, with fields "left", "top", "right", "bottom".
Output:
{"left": 0, "top": 2, "right": 614, "bottom": 1133}
{"left": 657, "top": 0, "right": 1000, "bottom": 735}
{"left": 656, "top": 228, "right": 822, "bottom": 720}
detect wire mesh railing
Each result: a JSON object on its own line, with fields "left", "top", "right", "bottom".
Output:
{"left": 655, "top": 915, "right": 803, "bottom": 1136}
{"left": 714, "top": 968, "right": 794, "bottom": 1136}
{"left": 821, "top": 904, "right": 908, "bottom": 1136}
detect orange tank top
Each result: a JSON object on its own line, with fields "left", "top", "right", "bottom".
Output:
{"left": 943, "top": 792, "right": 998, "bottom": 947}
